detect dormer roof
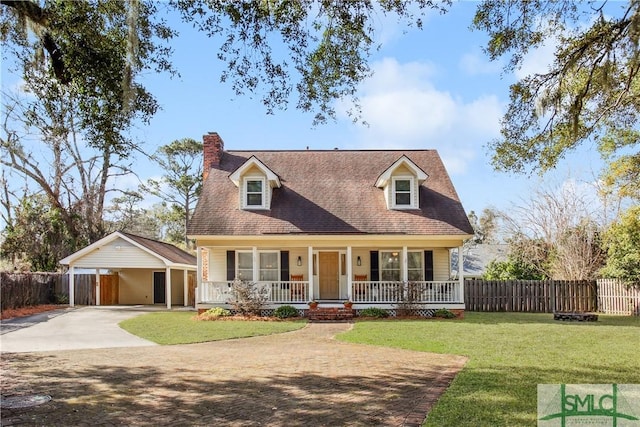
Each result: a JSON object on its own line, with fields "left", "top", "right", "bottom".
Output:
{"left": 228, "top": 156, "right": 281, "bottom": 188}
{"left": 375, "top": 155, "right": 429, "bottom": 188}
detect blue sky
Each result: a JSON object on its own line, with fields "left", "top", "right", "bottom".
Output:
{"left": 3, "top": 2, "right": 610, "bottom": 218}
{"left": 126, "top": 1, "right": 607, "bottom": 216}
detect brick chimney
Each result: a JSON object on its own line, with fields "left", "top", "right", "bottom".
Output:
{"left": 203, "top": 132, "right": 224, "bottom": 181}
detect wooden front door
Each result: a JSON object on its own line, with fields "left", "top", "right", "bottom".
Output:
{"left": 319, "top": 252, "right": 339, "bottom": 299}
{"left": 153, "top": 271, "right": 166, "bottom": 304}
{"left": 100, "top": 274, "right": 119, "bottom": 305}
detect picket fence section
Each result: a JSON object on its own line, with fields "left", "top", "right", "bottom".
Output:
{"left": 464, "top": 280, "right": 597, "bottom": 313}
{"left": 597, "top": 279, "right": 640, "bottom": 316}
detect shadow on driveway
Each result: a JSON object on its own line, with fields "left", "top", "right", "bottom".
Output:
{"left": 1, "top": 323, "right": 467, "bottom": 426}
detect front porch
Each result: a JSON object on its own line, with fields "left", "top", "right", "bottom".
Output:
{"left": 196, "top": 279, "right": 464, "bottom": 310}
{"left": 195, "top": 239, "right": 467, "bottom": 313}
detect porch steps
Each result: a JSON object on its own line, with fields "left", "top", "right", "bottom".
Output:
{"left": 308, "top": 307, "right": 354, "bottom": 322}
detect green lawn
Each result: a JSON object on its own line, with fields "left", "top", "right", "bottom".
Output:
{"left": 119, "top": 312, "right": 306, "bottom": 345}
{"left": 338, "top": 312, "right": 640, "bottom": 426}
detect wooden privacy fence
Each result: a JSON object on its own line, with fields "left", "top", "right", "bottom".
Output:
{"left": 1, "top": 272, "right": 58, "bottom": 310}
{"left": 597, "top": 279, "right": 640, "bottom": 316}
{"left": 464, "top": 280, "right": 597, "bottom": 313}
{"left": 1, "top": 273, "right": 97, "bottom": 310}
{"left": 56, "top": 274, "right": 96, "bottom": 305}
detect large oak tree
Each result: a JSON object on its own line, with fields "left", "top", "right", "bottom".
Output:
{"left": 473, "top": 0, "right": 639, "bottom": 191}
{"left": 1, "top": 1, "right": 449, "bottom": 269}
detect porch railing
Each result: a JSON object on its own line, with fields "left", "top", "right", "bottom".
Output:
{"left": 198, "top": 280, "right": 462, "bottom": 304}
{"left": 351, "top": 281, "right": 462, "bottom": 303}
{"left": 197, "top": 280, "right": 309, "bottom": 304}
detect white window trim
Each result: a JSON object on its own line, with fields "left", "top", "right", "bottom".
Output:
{"left": 236, "top": 250, "right": 280, "bottom": 281}
{"left": 407, "top": 250, "right": 424, "bottom": 282}
{"left": 391, "top": 176, "right": 415, "bottom": 209}
{"left": 236, "top": 251, "right": 254, "bottom": 281}
{"left": 243, "top": 176, "right": 267, "bottom": 210}
{"left": 380, "top": 250, "right": 401, "bottom": 282}
{"left": 379, "top": 250, "right": 424, "bottom": 282}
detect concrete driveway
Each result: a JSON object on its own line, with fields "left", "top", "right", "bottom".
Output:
{"left": 0, "top": 306, "right": 160, "bottom": 353}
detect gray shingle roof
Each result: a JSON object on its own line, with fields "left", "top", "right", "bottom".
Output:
{"left": 188, "top": 150, "right": 474, "bottom": 236}
{"left": 121, "top": 232, "right": 196, "bottom": 265}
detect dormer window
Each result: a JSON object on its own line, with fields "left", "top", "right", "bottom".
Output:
{"left": 375, "top": 155, "right": 428, "bottom": 210}
{"left": 246, "top": 179, "right": 264, "bottom": 207}
{"left": 393, "top": 177, "right": 413, "bottom": 208}
{"left": 229, "top": 156, "right": 281, "bottom": 211}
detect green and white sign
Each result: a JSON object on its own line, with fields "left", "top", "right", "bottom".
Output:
{"left": 538, "top": 384, "right": 640, "bottom": 426}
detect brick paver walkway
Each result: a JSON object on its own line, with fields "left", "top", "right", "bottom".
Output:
{"left": 1, "top": 323, "right": 467, "bottom": 426}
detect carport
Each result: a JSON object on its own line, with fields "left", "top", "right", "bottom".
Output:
{"left": 59, "top": 232, "right": 197, "bottom": 309}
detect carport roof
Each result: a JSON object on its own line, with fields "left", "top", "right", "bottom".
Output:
{"left": 59, "top": 231, "right": 196, "bottom": 268}
{"left": 120, "top": 233, "right": 196, "bottom": 265}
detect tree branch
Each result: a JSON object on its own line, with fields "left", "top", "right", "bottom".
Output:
{"left": 0, "top": 0, "right": 69, "bottom": 83}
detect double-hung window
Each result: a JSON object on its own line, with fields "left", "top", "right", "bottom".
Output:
{"left": 380, "top": 251, "right": 401, "bottom": 281}
{"left": 237, "top": 252, "right": 253, "bottom": 281}
{"left": 407, "top": 251, "right": 423, "bottom": 281}
{"left": 246, "top": 179, "right": 264, "bottom": 207}
{"left": 259, "top": 252, "right": 278, "bottom": 281}
{"left": 236, "top": 251, "right": 279, "bottom": 281}
{"left": 392, "top": 177, "right": 413, "bottom": 208}
{"left": 380, "top": 251, "right": 423, "bottom": 282}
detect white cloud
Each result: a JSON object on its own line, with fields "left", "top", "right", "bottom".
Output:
{"left": 339, "top": 58, "right": 503, "bottom": 174}
{"left": 516, "top": 39, "right": 557, "bottom": 79}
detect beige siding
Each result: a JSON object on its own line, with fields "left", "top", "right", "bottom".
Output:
{"left": 73, "top": 237, "right": 165, "bottom": 269}
{"left": 433, "top": 248, "right": 451, "bottom": 281}
{"left": 288, "top": 249, "right": 308, "bottom": 280}
{"left": 118, "top": 269, "right": 153, "bottom": 304}
{"left": 170, "top": 269, "right": 186, "bottom": 303}
{"left": 118, "top": 268, "right": 187, "bottom": 305}
{"left": 352, "top": 248, "right": 370, "bottom": 279}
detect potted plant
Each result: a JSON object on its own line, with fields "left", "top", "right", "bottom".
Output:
{"left": 308, "top": 300, "right": 318, "bottom": 309}
{"left": 343, "top": 300, "right": 353, "bottom": 309}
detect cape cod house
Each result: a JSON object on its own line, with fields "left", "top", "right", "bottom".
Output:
{"left": 187, "top": 132, "right": 474, "bottom": 316}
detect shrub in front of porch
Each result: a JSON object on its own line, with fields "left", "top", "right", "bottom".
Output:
{"left": 273, "top": 305, "right": 300, "bottom": 319}
{"left": 358, "top": 307, "right": 389, "bottom": 318}
{"left": 230, "top": 279, "right": 269, "bottom": 316}
{"left": 434, "top": 308, "right": 456, "bottom": 319}
{"left": 394, "top": 281, "right": 424, "bottom": 317}
{"left": 197, "top": 307, "right": 232, "bottom": 320}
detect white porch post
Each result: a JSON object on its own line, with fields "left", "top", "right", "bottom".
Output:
{"left": 95, "top": 268, "right": 101, "bottom": 306}
{"left": 183, "top": 269, "right": 188, "bottom": 307}
{"left": 166, "top": 267, "right": 172, "bottom": 309}
{"left": 252, "top": 247, "right": 258, "bottom": 282}
{"left": 196, "top": 248, "right": 203, "bottom": 305}
{"left": 346, "top": 246, "right": 353, "bottom": 300}
{"left": 402, "top": 246, "right": 408, "bottom": 282}
{"left": 458, "top": 246, "right": 464, "bottom": 302}
{"left": 69, "top": 264, "right": 75, "bottom": 307}
{"left": 307, "top": 246, "right": 313, "bottom": 301}
{"left": 402, "top": 246, "right": 408, "bottom": 301}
